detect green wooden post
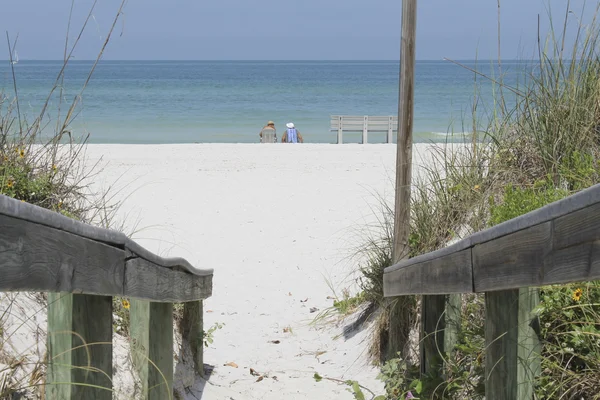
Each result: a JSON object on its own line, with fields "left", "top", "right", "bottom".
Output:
{"left": 444, "top": 294, "right": 461, "bottom": 362}
{"left": 421, "top": 294, "right": 461, "bottom": 379}
{"left": 485, "top": 288, "right": 541, "bottom": 400}
{"left": 131, "top": 299, "right": 174, "bottom": 400}
{"left": 182, "top": 300, "right": 204, "bottom": 378}
{"left": 46, "top": 293, "right": 113, "bottom": 400}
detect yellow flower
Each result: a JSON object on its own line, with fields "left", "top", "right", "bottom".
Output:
{"left": 121, "top": 299, "right": 130, "bottom": 309}
{"left": 6, "top": 179, "right": 14, "bottom": 189}
{"left": 16, "top": 148, "right": 24, "bottom": 158}
{"left": 473, "top": 185, "right": 481, "bottom": 191}
{"left": 52, "top": 164, "right": 58, "bottom": 172}
{"left": 572, "top": 288, "right": 583, "bottom": 302}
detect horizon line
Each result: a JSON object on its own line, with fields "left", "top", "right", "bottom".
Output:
{"left": 1, "top": 58, "right": 532, "bottom": 62}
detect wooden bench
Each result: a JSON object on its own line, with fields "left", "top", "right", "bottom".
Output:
{"left": 383, "top": 183, "right": 600, "bottom": 399}
{"left": 330, "top": 115, "right": 398, "bottom": 144}
{"left": 0, "top": 194, "right": 214, "bottom": 400}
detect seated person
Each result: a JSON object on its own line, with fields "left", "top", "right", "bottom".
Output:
{"left": 281, "top": 122, "right": 303, "bottom": 143}
{"left": 259, "top": 121, "right": 277, "bottom": 143}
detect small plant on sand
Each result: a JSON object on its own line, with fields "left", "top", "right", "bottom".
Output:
{"left": 203, "top": 322, "right": 225, "bottom": 347}
{"left": 313, "top": 371, "right": 386, "bottom": 400}
{"left": 333, "top": 290, "right": 367, "bottom": 315}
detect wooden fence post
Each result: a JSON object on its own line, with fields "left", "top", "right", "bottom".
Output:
{"left": 46, "top": 293, "right": 113, "bottom": 400}
{"left": 182, "top": 300, "right": 205, "bottom": 378}
{"left": 131, "top": 300, "right": 174, "bottom": 400}
{"left": 421, "top": 294, "right": 461, "bottom": 378}
{"left": 337, "top": 116, "right": 343, "bottom": 144}
{"left": 389, "top": 0, "right": 418, "bottom": 360}
{"left": 362, "top": 116, "right": 368, "bottom": 144}
{"left": 485, "top": 288, "right": 541, "bottom": 400}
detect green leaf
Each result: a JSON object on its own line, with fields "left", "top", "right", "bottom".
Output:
{"left": 415, "top": 380, "right": 423, "bottom": 394}
{"left": 351, "top": 381, "right": 365, "bottom": 400}
{"left": 313, "top": 373, "right": 322, "bottom": 382}
{"left": 373, "top": 396, "right": 387, "bottom": 400}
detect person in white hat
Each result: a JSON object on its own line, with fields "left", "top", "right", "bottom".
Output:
{"left": 281, "top": 122, "right": 304, "bottom": 143}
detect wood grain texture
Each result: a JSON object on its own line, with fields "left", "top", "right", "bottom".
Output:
{"left": 46, "top": 293, "right": 113, "bottom": 400}
{"left": 131, "top": 299, "right": 174, "bottom": 400}
{"left": 552, "top": 202, "right": 600, "bottom": 249}
{"left": 181, "top": 301, "right": 204, "bottom": 378}
{"left": 473, "top": 222, "right": 552, "bottom": 292}
{"left": 0, "top": 193, "right": 213, "bottom": 277}
{"left": 550, "top": 202, "right": 600, "bottom": 283}
{"left": 420, "top": 295, "right": 446, "bottom": 376}
{"left": 384, "top": 249, "right": 473, "bottom": 296}
{"left": 420, "top": 294, "right": 461, "bottom": 380}
{"left": 517, "top": 288, "right": 541, "bottom": 400}
{"left": 485, "top": 288, "right": 540, "bottom": 400}
{"left": 485, "top": 289, "right": 519, "bottom": 400}
{"left": 0, "top": 193, "right": 125, "bottom": 248}
{"left": 0, "top": 214, "right": 124, "bottom": 295}
{"left": 383, "top": 184, "right": 600, "bottom": 296}
{"left": 46, "top": 293, "right": 73, "bottom": 400}
{"left": 0, "top": 212, "right": 212, "bottom": 301}
{"left": 444, "top": 294, "right": 461, "bottom": 361}
{"left": 125, "top": 257, "right": 212, "bottom": 302}
{"left": 388, "top": 0, "right": 418, "bottom": 361}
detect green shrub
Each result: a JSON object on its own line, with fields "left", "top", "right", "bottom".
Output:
{"left": 489, "top": 183, "right": 569, "bottom": 226}
{"left": 535, "top": 281, "right": 600, "bottom": 399}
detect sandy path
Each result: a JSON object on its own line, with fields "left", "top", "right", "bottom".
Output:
{"left": 84, "top": 143, "right": 432, "bottom": 399}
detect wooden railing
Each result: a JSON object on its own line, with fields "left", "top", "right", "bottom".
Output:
{"left": 330, "top": 115, "right": 398, "bottom": 144}
{"left": 383, "top": 183, "right": 600, "bottom": 400}
{"left": 0, "top": 194, "right": 213, "bottom": 400}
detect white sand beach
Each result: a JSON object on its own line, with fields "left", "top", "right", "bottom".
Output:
{"left": 82, "top": 143, "right": 439, "bottom": 400}
{"left": 0, "top": 143, "right": 439, "bottom": 400}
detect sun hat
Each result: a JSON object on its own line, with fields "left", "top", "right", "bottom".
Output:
{"left": 267, "top": 120, "right": 275, "bottom": 126}
{"left": 286, "top": 122, "right": 294, "bottom": 128}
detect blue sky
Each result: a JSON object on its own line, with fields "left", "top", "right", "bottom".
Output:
{"left": 0, "top": 0, "right": 592, "bottom": 60}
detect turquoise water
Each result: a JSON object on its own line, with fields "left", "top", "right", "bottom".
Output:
{"left": 0, "top": 60, "right": 528, "bottom": 144}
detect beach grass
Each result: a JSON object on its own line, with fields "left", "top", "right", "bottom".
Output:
{"left": 0, "top": 1, "right": 139, "bottom": 398}
{"left": 337, "top": 1, "right": 600, "bottom": 399}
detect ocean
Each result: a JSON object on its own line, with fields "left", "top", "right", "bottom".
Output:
{"left": 0, "top": 60, "right": 528, "bottom": 144}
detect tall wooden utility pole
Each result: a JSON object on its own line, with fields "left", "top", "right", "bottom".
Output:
{"left": 388, "top": 0, "right": 418, "bottom": 360}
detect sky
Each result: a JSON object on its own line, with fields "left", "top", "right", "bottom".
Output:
{"left": 0, "top": 0, "right": 593, "bottom": 60}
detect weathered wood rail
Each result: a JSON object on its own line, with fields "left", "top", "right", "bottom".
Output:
{"left": 383, "top": 183, "right": 600, "bottom": 399}
{"left": 0, "top": 194, "right": 213, "bottom": 400}
{"left": 330, "top": 115, "right": 398, "bottom": 144}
